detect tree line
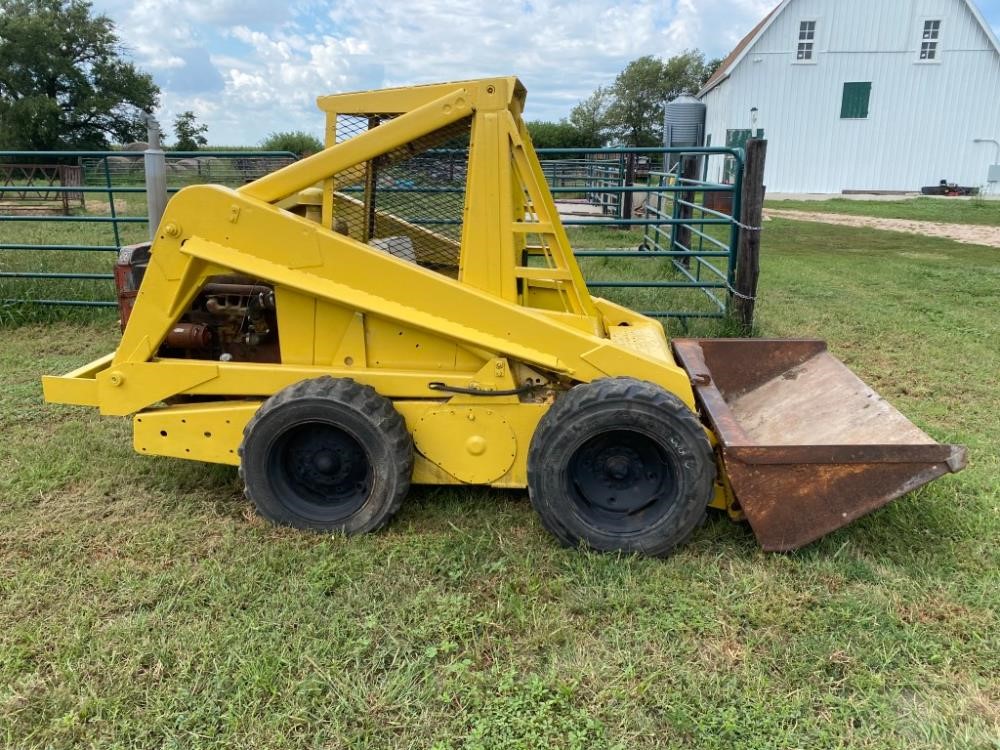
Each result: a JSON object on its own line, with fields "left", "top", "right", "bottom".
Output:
{"left": 527, "top": 51, "right": 722, "bottom": 151}
{"left": 1, "top": 0, "right": 720, "bottom": 155}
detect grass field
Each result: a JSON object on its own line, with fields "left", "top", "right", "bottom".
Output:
{"left": 764, "top": 196, "right": 1000, "bottom": 226}
{"left": 1, "top": 216, "right": 998, "bottom": 748}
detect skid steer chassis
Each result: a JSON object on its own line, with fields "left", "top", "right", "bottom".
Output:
{"left": 43, "top": 77, "right": 965, "bottom": 555}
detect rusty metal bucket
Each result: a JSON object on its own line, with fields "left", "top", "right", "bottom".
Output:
{"left": 672, "top": 339, "right": 967, "bottom": 551}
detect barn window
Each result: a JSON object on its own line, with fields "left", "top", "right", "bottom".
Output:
{"left": 920, "top": 20, "right": 941, "bottom": 60}
{"left": 797, "top": 21, "right": 816, "bottom": 60}
{"left": 840, "top": 82, "right": 871, "bottom": 119}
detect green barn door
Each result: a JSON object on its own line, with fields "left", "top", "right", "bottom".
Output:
{"left": 724, "top": 128, "right": 764, "bottom": 183}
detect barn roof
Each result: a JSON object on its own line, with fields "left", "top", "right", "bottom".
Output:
{"left": 697, "top": 0, "right": 1000, "bottom": 99}
{"left": 697, "top": 0, "right": 786, "bottom": 97}
{"left": 698, "top": 2, "right": 783, "bottom": 96}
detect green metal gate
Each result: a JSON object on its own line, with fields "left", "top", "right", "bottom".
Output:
{"left": 2, "top": 146, "right": 748, "bottom": 327}
{"left": 539, "top": 145, "right": 747, "bottom": 325}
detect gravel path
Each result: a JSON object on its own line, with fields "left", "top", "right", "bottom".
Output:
{"left": 765, "top": 209, "right": 1000, "bottom": 248}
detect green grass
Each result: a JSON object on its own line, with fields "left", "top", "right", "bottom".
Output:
{"left": 1, "top": 219, "right": 999, "bottom": 748}
{"left": 765, "top": 196, "right": 1000, "bottom": 226}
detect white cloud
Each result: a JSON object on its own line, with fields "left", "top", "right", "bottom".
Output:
{"left": 92, "top": 0, "right": 774, "bottom": 144}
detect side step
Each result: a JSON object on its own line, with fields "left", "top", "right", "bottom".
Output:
{"left": 673, "top": 338, "right": 967, "bottom": 551}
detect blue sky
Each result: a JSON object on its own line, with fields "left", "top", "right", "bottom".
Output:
{"left": 90, "top": 0, "right": 1000, "bottom": 146}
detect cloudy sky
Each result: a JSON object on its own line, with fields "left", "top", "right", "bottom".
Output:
{"left": 91, "top": 0, "right": 1000, "bottom": 146}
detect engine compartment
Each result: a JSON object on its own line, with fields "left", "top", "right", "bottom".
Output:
{"left": 115, "top": 242, "right": 280, "bottom": 363}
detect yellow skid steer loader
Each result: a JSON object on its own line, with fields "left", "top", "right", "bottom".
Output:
{"left": 43, "top": 78, "right": 966, "bottom": 556}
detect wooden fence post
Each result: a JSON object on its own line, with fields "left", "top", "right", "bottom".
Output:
{"left": 732, "top": 138, "right": 767, "bottom": 332}
{"left": 620, "top": 152, "right": 636, "bottom": 227}
{"left": 674, "top": 155, "right": 700, "bottom": 267}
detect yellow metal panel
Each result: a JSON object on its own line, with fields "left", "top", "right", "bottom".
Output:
{"left": 178, "top": 360, "right": 481, "bottom": 400}
{"left": 607, "top": 322, "right": 673, "bottom": 363}
{"left": 410, "top": 453, "right": 464, "bottom": 485}
{"left": 459, "top": 110, "right": 506, "bottom": 296}
{"left": 134, "top": 402, "right": 260, "bottom": 465}
{"left": 333, "top": 312, "right": 368, "bottom": 368}
{"left": 314, "top": 301, "right": 356, "bottom": 366}
{"left": 412, "top": 406, "right": 517, "bottom": 484}
{"left": 91, "top": 358, "right": 484, "bottom": 416}
{"left": 580, "top": 342, "right": 694, "bottom": 409}
{"left": 395, "top": 400, "right": 549, "bottom": 488}
{"left": 535, "top": 309, "right": 605, "bottom": 334}
{"left": 274, "top": 287, "right": 316, "bottom": 364}
{"left": 364, "top": 317, "right": 486, "bottom": 372}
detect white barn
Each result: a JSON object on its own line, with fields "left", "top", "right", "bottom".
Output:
{"left": 698, "top": 0, "right": 1000, "bottom": 194}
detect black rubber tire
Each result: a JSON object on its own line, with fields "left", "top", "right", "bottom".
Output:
{"left": 527, "top": 377, "right": 715, "bottom": 557}
{"left": 239, "top": 376, "right": 412, "bottom": 533}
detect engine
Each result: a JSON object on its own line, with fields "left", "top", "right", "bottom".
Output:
{"left": 115, "top": 242, "right": 280, "bottom": 363}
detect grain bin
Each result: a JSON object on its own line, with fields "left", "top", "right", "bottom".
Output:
{"left": 664, "top": 95, "right": 706, "bottom": 172}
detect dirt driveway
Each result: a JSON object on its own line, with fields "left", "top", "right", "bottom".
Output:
{"left": 766, "top": 209, "right": 1000, "bottom": 248}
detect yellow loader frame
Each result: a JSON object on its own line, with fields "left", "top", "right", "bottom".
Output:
{"left": 43, "top": 77, "right": 722, "bottom": 501}
{"left": 44, "top": 76, "right": 964, "bottom": 553}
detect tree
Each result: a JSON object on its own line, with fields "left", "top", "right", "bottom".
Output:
{"left": 0, "top": 0, "right": 159, "bottom": 149}
{"left": 525, "top": 120, "right": 595, "bottom": 153}
{"left": 604, "top": 51, "right": 716, "bottom": 146}
{"left": 172, "top": 110, "right": 207, "bottom": 151}
{"left": 705, "top": 57, "right": 725, "bottom": 81}
{"left": 260, "top": 131, "right": 323, "bottom": 156}
{"left": 568, "top": 86, "right": 612, "bottom": 147}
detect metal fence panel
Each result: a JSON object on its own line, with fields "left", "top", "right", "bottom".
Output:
{"left": 1, "top": 146, "right": 744, "bottom": 324}
{"left": 0, "top": 150, "right": 296, "bottom": 308}
{"left": 537, "top": 146, "right": 744, "bottom": 322}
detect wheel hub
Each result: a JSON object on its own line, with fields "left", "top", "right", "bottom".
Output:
{"left": 312, "top": 449, "right": 340, "bottom": 475}
{"left": 275, "top": 422, "right": 372, "bottom": 514}
{"left": 569, "top": 430, "right": 675, "bottom": 523}
{"left": 604, "top": 454, "right": 631, "bottom": 481}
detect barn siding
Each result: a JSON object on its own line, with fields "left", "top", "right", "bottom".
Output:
{"left": 702, "top": 0, "right": 1000, "bottom": 193}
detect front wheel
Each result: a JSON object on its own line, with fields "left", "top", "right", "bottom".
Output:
{"left": 527, "top": 377, "right": 715, "bottom": 557}
{"left": 239, "top": 377, "right": 413, "bottom": 533}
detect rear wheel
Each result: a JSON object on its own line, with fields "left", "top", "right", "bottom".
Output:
{"left": 527, "top": 377, "right": 715, "bottom": 556}
{"left": 239, "top": 377, "right": 412, "bottom": 533}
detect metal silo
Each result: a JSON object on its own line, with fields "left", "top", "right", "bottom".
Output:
{"left": 663, "top": 95, "right": 706, "bottom": 172}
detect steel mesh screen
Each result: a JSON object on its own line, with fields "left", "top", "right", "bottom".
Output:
{"left": 331, "top": 115, "right": 471, "bottom": 273}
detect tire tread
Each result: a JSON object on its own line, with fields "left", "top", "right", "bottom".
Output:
{"left": 239, "top": 376, "right": 412, "bottom": 533}
{"left": 527, "top": 377, "right": 715, "bottom": 557}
